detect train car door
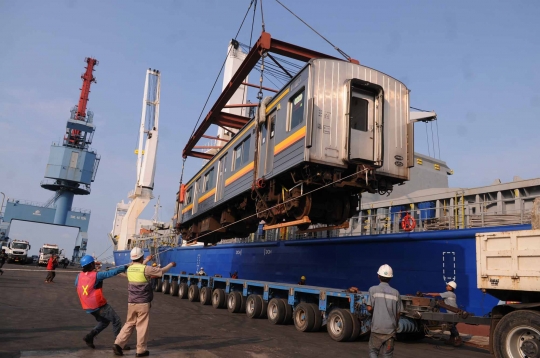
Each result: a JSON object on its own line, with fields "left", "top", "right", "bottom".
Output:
{"left": 265, "top": 112, "right": 276, "bottom": 175}
{"left": 192, "top": 178, "right": 200, "bottom": 214}
{"left": 215, "top": 154, "right": 227, "bottom": 202}
{"left": 348, "top": 90, "right": 375, "bottom": 162}
{"left": 257, "top": 121, "right": 268, "bottom": 178}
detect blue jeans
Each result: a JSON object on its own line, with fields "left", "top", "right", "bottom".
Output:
{"left": 90, "top": 304, "right": 122, "bottom": 337}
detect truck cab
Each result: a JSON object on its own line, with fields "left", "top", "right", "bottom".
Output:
{"left": 38, "top": 244, "right": 62, "bottom": 266}
{"left": 7, "top": 240, "right": 31, "bottom": 264}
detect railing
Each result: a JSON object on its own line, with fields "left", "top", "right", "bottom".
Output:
{"left": 6, "top": 198, "right": 90, "bottom": 214}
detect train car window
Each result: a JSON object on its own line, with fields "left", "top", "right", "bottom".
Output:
{"left": 350, "top": 96, "right": 368, "bottom": 132}
{"left": 233, "top": 143, "right": 242, "bottom": 171}
{"left": 242, "top": 135, "right": 251, "bottom": 164}
{"left": 270, "top": 114, "right": 276, "bottom": 138}
{"left": 261, "top": 123, "right": 267, "bottom": 145}
{"left": 186, "top": 187, "right": 192, "bottom": 204}
{"left": 203, "top": 168, "right": 215, "bottom": 192}
{"left": 233, "top": 136, "right": 251, "bottom": 171}
{"left": 289, "top": 90, "right": 305, "bottom": 131}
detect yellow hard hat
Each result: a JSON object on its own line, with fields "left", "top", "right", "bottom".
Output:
{"left": 301, "top": 276, "right": 306, "bottom": 280}
{"left": 152, "top": 263, "right": 157, "bottom": 267}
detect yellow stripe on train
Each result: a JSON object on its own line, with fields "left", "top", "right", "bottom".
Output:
{"left": 225, "top": 162, "right": 254, "bottom": 186}
{"left": 274, "top": 126, "right": 306, "bottom": 155}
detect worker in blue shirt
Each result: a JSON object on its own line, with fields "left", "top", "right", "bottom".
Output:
{"left": 426, "top": 281, "right": 463, "bottom": 346}
{"left": 75, "top": 255, "right": 130, "bottom": 350}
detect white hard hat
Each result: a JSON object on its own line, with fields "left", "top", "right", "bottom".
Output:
{"left": 200, "top": 267, "right": 204, "bottom": 270}
{"left": 377, "top": 264, "right": 393, "bottom": 278}
{"left": 130, "top": 247, "right": 144, "bottom": 260}
{"left": 447, "top": 281, "right": 457, "bottom": 289}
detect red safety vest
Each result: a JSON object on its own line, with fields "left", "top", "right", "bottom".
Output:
{"left": 76, "top": 271, "right": 107, "bottom": 310}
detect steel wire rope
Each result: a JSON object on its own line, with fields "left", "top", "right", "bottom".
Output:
{"left": 274, "top": 0, "right": 353, "bottom": 62}
{"left": 95, "top": 244, "right": 113, "bottom": 260}
{"left": 187, "top": 0, "right": 256, "bottom": 140}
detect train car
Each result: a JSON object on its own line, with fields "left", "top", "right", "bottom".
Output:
{"left": 178, "top": 58, "right": 412, "bottom": 244}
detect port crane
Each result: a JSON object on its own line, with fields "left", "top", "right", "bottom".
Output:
{"left": 112, "top": 69, "right": 161, "bottom": 251}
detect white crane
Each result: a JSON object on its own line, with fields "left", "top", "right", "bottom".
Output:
{"left": 112, "top": 69, "right": 161, "bottom": 251}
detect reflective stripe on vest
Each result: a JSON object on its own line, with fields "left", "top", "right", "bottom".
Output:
{"left": 77, "top": 271, "right": 107, "bottom": 310}
{"left": 127, "top": 263, "right": 153, "bottom": 303}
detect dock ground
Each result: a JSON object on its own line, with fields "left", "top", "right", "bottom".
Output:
{"left": 0, "top": 264, "right": 491, "bottom": 358}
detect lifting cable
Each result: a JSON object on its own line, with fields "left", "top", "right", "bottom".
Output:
{"left": 274, "top": 0, "right": 353, "bottom": 62}
{"left": 187, "top": 0, "right": 257, "bottom": 139}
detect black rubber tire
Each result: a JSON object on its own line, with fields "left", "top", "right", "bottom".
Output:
{"left": 347, "top": 311, "right": 361, "bottom": 341}
{"left": 258, "top": 296, "right": 268, "bottom": 319}
{"left": 294, "top": 303, "right": 316, "bottom": 332}
{"left": 327, "top": 308, "right": 353, "bottom": 342}
{"left": 178, "top": 283, "right": 188, "bottom": 299}
{"left": 281, "top": 298, "right": 293, "bottom": 324}
{"left": 154, "top": 279, "right": 163, "bottom": 292}
{"left": 162, "top": 280, "right": 170, "bottom": 294}
{"left": 188, "top": 284, "right": 200, "bottom": 302}
{"left": 227, "top": 291, "right": 243, "bottom": 313}
{"left": 306, "top": 303, "right": 322, "bottom": 332}
{"left": 267, "top": 298, "right": 286, "bottom": 325}
{"left": 200, "top": 287, "right": 212, "bottom": 305}
{"left": 212, "top": 288, "right": 226, "bottom": 309}
{"left": 493, "top": 310, "right": 540, "bottom": 358}
{"left": 240, "top": 293, "right": 246, "bottom": 313}
{"left": 246, "top": 295, "right": 262, "bottom": 318}
{"left": 171, "top": 281, "right": 179, "bottom": 296}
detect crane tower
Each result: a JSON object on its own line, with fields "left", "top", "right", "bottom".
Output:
{"left": 113, "top": 69, "right": 161, "bottom": 251}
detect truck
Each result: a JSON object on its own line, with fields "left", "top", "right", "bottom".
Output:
{"left": 3, "top": 240, "right": 31, "bottom": 264}
{"left": 477, "top": 229, "right": 540, "bottom": 358}
{"left": 38, "top": 244, "right": 63, "bottom": 266}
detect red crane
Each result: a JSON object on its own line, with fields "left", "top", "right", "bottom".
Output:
{"left": 76, "top": 57, "right": 98, "bottom": 120}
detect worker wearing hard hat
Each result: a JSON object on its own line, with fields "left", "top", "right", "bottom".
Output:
{"left": 298, "top": 276, "right": 306, "bottom": 285}
{"left": 75, "top": 255, "right": 130, "bottom": 350}
{"left": 426, "top": 281, "right": 463, "bottom": 347}
{"left": 197, "top": 267, "right": 206, "bottom": 276}
{"left": 366, "top": 264, "right": 403, "bottom": 358}
{"left": 113, "top": 248, "right": 176, "bottom": 357}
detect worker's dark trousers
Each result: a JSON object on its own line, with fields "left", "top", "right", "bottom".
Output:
{"left": 45, "top": 271, "right": 55, "bottom": 282}
{"left": 90, "top": 304, "right": 122, "bottom": 337}
{"left": 449, "top": 324, "right": 459, "bottom": 337}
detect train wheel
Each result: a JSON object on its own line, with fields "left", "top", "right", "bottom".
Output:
{"left": 268, "top": 298, "right": 286, "bottom": 324}
{"left": 294, "top": 303, "right": 316, "bottom": 332}
{"left": 227, "top": 291, "right": 243, "bottom": 313}
{"left": 188, "top": 285, "right": 199, "bottom": 302}
{"left": 493, "top": 310, "right": 540, "bottom": 358}
{"left": 327, "top": 308, "right": 353, "bottom": 342}
{"left": 178, "top": 283, "right": 188, "bottom": 299}
{"left": 162, "top": 280, "right": 170, "bottom": 294}
{"left": 246, "top": 295, "right": 262, "bottom": 318}
{"left": 212, "top": 288, "right": 226, "bottom": 309}
{"left": 200, "top": 287, "right": 212, "bottom": 305}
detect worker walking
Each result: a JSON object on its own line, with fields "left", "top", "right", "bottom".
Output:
{"left": 0, "top": 249, "right": 7, "bottom": 275}
{"left": 426, "top": 281, "right": 463, "bottom": 346}
{"left": 113, "top": 248, "right": 176, "bottom": 357}
{"left": 366, "top": 264, "right": 402, "bottom": 358}
{"left": 75, "top": 255, "right": 130, "bottom": 349}
{"left": 45, "top": 255, "right": 58, "bottom": 283}
{"left": 298, "top": 275, "right": 306, "bottom": 285}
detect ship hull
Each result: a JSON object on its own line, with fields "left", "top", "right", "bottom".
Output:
{"left": 114, "top": 224, "right": 530, "bottom": 315}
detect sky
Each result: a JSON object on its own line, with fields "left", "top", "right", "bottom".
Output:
{"left": 0, "top": 0, "right": 539, "bottom": 259}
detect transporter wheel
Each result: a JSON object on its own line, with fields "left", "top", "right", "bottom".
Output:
{"left": 162, "top": 280, "right": 170, "bottom": 294}
{"left": 347, "top": 311, "right": 361, "bottom": 341}
{"left": 307, "top": 303, "right": 322, "bottom": 332}
{"left": 493, "top": 310, "right": 540, "bottom": 358}
{"left": 258, "top": 296, "right": 268, "bottom": 319}
{"left": 282, "top": 298, "right": 293, "bottom": 324}
{"left": 268, "top": 298, "right": 286, "bottom": 325}
{"left": 188, "top": 285, "right": 200, "bottom": 302}
{"left": 294, "top": 303, "right": 316, "bottom": 332}
{"left": 246, "top": 295, "right": 262, "bottom": 319}
{"left": 154, "top": 279, "right": 163, "bottom": 292}
{"left": 178, "top": 283, "right": 188, "bottom": 299}
{"left": 227, "top": 291, "right": 243, "bottom": 313}
{"left": 212, "top": 288, "right": 226, "bottom": 309}
{"left": 327, "top": 308, "right": 353, "bottom": 342}
{"left": 171, "top": 281, "right": 179, "bottom": 296}
{"left": 200, "top": 287, "right": 212, "bottom": 305}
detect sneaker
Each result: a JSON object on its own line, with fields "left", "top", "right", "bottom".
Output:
{"left": 453, "top": 337, "right": 464, "bottom": 347}
{"left": 136, "top": 351, "right": 150, "bottom": 357}
{"left": 83, "top": 334, "right": 95, "bottom": 349}
{"left": 113, "top": 344, "right": 124, "bottom": 356}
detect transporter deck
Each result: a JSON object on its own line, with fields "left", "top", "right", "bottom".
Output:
{"left": 0, "top": 263, "right": 491, "bottom": 357}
